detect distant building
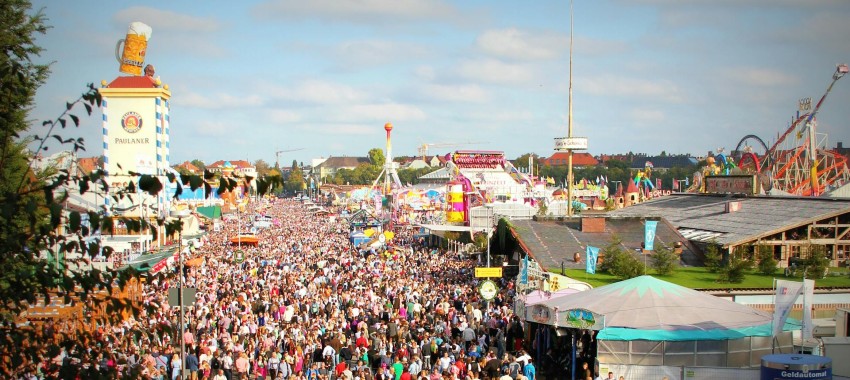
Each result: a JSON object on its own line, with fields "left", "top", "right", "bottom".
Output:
{"left": 541, "top": 152, "right": 599, "bottom": 168}
{"left": 630, "top": 155, "right": 698, "bottom": 172}
{"left": 77, "top": 157, "right": 101, "bottom": 175}
{"left": 207, "top": 160, "right": 256, "bottom": 179}
{"left": 597, "top": 154, "right": 631, "bottom": 165}
{"left": 173, "top": 161, "right": 201, "bottom": 175}
{"left": 313, "top": 156, "right": 370, "bottom": 181}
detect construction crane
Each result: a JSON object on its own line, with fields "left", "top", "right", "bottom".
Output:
{"left": 275, "top": 148, "right": 304, "bottom": 169}
{"left": 417, "top": 141, "right": 487, "bottom": 159}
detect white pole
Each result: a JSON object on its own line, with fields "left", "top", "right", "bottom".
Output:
{"left": 179, "top": 223, "right": 185, "bottom": 379}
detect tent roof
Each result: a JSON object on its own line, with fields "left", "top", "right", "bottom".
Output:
{"left": 531, "top": 275, "right": 786, "bottom": 340}
{"left": 196, "top": 205, "right": 221, "bottom": 219}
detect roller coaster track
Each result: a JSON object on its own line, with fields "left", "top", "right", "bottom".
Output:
{"left": 756, "top": 65, "right": 850, "bottom": 196}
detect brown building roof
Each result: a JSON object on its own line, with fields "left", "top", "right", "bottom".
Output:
{"left": 542, "top": 152, "right": 599, "bottom": 167}
{"left": 316, "top": 156, "right": 370, "bottom": 169}
{"left": 76, "top": 157, "right": 100, "bottom": 175}
{"left": 174, "top": 161, "right": 201, "bottom": 174}
{"left": 207, "top": 160, "right": 253, "bottom": 169}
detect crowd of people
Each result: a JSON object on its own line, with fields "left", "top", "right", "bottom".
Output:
{"left": 27, "top": 197, "right": 545, "bottom": 380}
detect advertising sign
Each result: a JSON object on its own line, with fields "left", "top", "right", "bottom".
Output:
{"left": 554, "top": 137, "right": 588, "bottom": 151}
{"left": 479, "top": 279, "right": 498, "bottom": 300}
{"left": 705, "top": 175, "right": 758, "bottom": 195}
{"left": 475, "top": 267, "right": 503, "bottom": 278}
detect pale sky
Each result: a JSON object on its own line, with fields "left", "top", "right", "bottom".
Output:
{"left": 28, "top": 0, "right": 850, "bottom": 166}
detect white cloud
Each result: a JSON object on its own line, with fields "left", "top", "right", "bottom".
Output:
{"left": 252, "top": 0, "right": 460, "bottom": 24}
{"left": 456, "top": 58, "right": 534, "bottom": 85}
{"left": 579, "top": 75, "right": 683, "bottom": 103}
{"left": 333, "top": 40, "right": 430, "bottom": 68}
{"left": 338, "top": 103, "right": 427, "bottom": 122}
{"left": 575, "top": 36, "right": 630, "bottom": 57}
{"left": 413, "top": 66, "right": 437, "bottom": 81}
{"left": 177, "top": 91, "right": 265, "bottom": 109}
{"left": 476, "top": 28, "right": 565, "bottom": 61}
{"left": 628, "top": 108, "right": 666, "bottom": 124}
{"left": 291, "top": 122, "right": 377, "bottom": 135}
{"left": 422, "top": 84, "right": 490, "bottom": 103}
{"left": 719, "top": 67, "right": 799, "bottom": 87}
{"left": 192, "top": 120, "right": 231, "bottom": 137}
{"left": 268, "top": 110, "right": 302, "bottom": 124}
{"left": 268, "top": 80, "right": 367, "bottom": 105}
{"left": 113, "top": 7, "right": 222, "bottom": 33}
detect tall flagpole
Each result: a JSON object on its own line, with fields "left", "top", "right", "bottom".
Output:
{"left": 566, "top": 0, "right": 575, "bottom": 217}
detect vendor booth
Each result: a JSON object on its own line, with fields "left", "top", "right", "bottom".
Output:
{"left": 523, "top": 276, "right": 798, "bottom": 379}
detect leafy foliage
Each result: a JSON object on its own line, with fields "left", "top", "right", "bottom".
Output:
{"left": 756, "top": 244, "right": 778, "bottom": 276}
{"left": 702, "top": 241, "right": 723, "bottom": 273}
{"left": 651, "top": 244, "right": 678, "bottom": 276}
{"left": 805, "top": 244, "right": 830, "bottom": 279}
{"left": 599, "top": 235, "right": 643, "bottom": 279}
{"left": 718, "top": 252, "right": 753, "bottom": 283}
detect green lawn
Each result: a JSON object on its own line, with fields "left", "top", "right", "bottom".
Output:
{"left": 556, "top": 266, "right": 850, "bottom": 289}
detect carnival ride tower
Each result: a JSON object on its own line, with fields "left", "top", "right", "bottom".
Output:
{"left": 382, "top": 122, "right": 402, "bottom": 195}
{"left": 370, "top": 124, "right": 402, "bottom": 195}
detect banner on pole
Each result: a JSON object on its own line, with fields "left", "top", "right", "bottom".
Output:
{"left": 802, "top": 279, "right": 815, "bottom": 340}
{"left": 644, "top": 221, "right": 658, "bottom": 251}
{"left": 772, "top": 279, "right": 804, "bottom": 336}
{"left": 586, "top": 246, "right": 599, "bottom": 274}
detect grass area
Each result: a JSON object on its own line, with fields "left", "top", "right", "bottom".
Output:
{"left": 556, "top": 266, "right": 850, "bottom": 289}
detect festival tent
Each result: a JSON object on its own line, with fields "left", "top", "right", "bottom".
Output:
{"left": 529, "top": 275, "right": 793, "bottom": 340}
{"left": 526, "top": 275, "right": 798, "bottom": 368}
{"left": 524, "top": 288, "right": 580, "bottom": 305}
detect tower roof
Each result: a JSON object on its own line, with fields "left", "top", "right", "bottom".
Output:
{"left": 106, "top": 76, "right": 158, "bottom": 88}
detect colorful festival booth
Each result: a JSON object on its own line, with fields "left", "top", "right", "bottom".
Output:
{"left": 524, "top": 276, "right": 798, "bottom": 377}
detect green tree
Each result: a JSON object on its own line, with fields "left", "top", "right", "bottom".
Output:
{"left": 286, "top": 164, "right": 306, "bottom": 193}
{"left": 254, "top": 159, "right": 272, "bottom": 177}
{"left": 805, "top": 244, "right": 830, "bottom": 279}
{"left": 190, "top": 159, "right": 206, "bottom": 172}
{"left": 651, "top": 244, "right": 678, "bottom": 276}
{"left": 718, "top": 253, "right": 753, "bottom": 283}
{"left": 599, "top": 236, "right": 643, "bottom": 279}
{"left": 756, "top": 244, "right": 778, "bottom": 276}
{"left": 703, "top": 241, "right": 723, "bottom": 273}
{"left": 368, "top": 147, "right": 385, "bottom": 167}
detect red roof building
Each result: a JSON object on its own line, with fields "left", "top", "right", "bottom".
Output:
{"left": 76, "top": 157, "right": 101, "bottom": 175}
{"left": 173, "top": 161, "right": 201, "bottom": 174}
{"left": 542, "top": 152, "right": 599, "bottom": 167}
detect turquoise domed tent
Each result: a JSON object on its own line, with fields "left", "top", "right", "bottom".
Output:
{"left": 526, "top": 275, "right": 799, "bottom": 368}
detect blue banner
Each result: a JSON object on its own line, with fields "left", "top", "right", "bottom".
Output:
{"left": 586, "top": 246, "right": 599, "bottom": 274}
{"left": 645, "top": 220, "right": 658, "bottom": 251}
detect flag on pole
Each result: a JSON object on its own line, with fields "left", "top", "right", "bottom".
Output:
{"left": 586, "top": 246, "right": 599, "bottom": 274}
{"left": 772, "top": 279, "right": 804, "bottom": 336}
{"left": 644, "top": 221, "right": 658, "bottom": 250}
{"left": 802, "top": 279, "right": 815, "bottom": 340}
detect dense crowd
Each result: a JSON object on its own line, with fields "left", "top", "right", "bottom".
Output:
{"left": 25, "top": 198, "right": 540, "bottom": 380}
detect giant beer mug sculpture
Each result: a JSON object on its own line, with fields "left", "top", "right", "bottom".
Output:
{"left": 115, "top": 22, "right": 152, "bottom": 76}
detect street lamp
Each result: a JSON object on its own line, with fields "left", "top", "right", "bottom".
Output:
{"left": 170, "top": 208, "right": 191, "bottom": 380}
